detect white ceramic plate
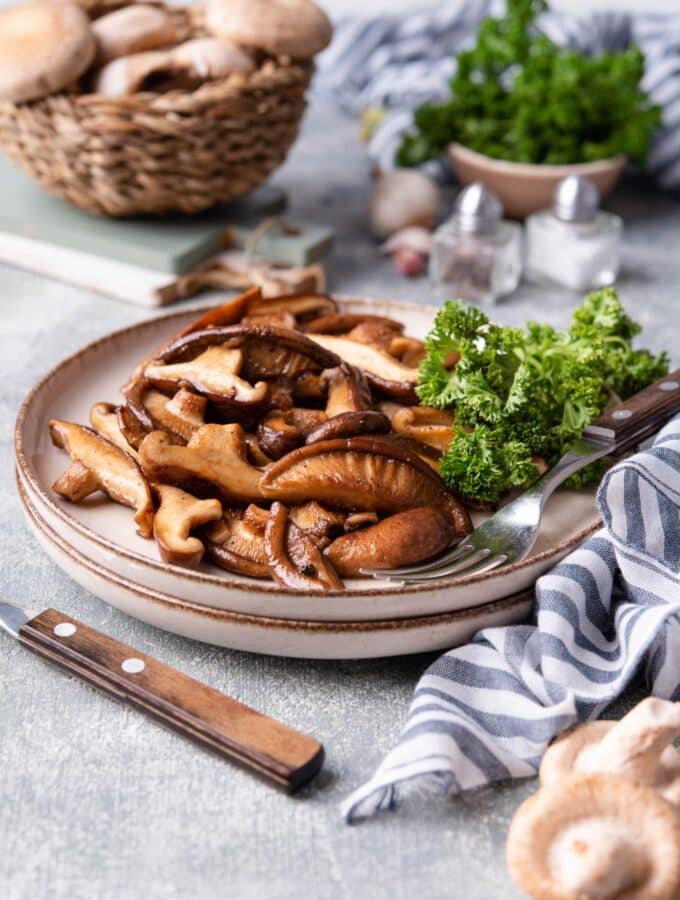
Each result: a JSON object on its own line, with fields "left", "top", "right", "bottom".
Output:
{"left": 18, "top": 478, "right": 533, "bottom": 659}
{"left": 15, "top": 298, "right": 601, "bottom": 624}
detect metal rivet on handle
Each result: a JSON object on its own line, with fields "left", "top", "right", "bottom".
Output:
{"left": 54, "top": 623, "right": 76, "bottom": 637}
{"left": 612, "top": 409, "right": 633, "bottom": 420}
{"left": 121, "top": 658, "right": 145, "bottom": 674}
{"left": 659, "top": 381, "right": 679, "bottom": 392}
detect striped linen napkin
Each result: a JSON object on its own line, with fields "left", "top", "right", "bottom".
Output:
{"left": 318, "top": 0, "right": 680, "bottom": 191}
{"left": 341, "top": 415, "right": 680, "bottom": 822}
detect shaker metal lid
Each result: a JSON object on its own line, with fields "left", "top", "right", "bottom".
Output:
{"left": 553, "top": 175, "right": 600, "bottom": 222}
{"left": 455, "top": 182, "right": 503, "bottom": 234}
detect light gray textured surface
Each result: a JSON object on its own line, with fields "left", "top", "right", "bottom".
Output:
{"left": 0, "top": 98, "right": 678, "bottom": 900}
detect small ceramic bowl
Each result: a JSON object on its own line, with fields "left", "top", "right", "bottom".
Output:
{"left": 448, "top": 143, "right": 627, "bottom": 219}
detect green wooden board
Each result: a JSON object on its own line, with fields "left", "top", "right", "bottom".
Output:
{"left": 0, "top": 156, "right": 289, "bottom": 275}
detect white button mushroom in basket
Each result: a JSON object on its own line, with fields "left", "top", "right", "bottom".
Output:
{"left": 507, "top": 773, "right": 680, "bottom": 900}
{"left": 92, "top": 5, "right": 181, "bottom": 64}
{"left": 205, "top": 0, "right": 332, "bottom": 59}
{"left": 0, "top": 1, "right": 96, "bottom": 103}
{"left": 540, "top": 697, "right": 680, "bottom": 805}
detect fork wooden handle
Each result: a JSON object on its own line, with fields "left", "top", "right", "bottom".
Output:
{"left": 584, "top": 369, "right": 680, "bottom": 451}
{"left": 18, "top": 608, "right": 324, "bottom": 792}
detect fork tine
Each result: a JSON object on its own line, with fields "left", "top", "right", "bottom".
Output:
{"left": 395, "top": 548, "right": 494, "bottom": 581}
{"left": 360, "top": 538, "right": 474, "bottom": 578}
{"left": 386, "top": 552, "right": 508, "bottom": 583}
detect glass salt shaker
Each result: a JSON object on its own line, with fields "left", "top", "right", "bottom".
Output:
{"left": 525, "top": 175, "right": 622, "bottom": 291}
{"left": 429, "top": 182, "right": 522, "bottom": 304}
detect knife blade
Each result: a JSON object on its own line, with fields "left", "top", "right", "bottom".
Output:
{"left": 0, "top": 601, "right": 324, "bottom": 792}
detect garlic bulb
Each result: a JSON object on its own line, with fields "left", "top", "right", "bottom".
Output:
{"left": 368, "top": 169, "right": 439, "bottom": 239}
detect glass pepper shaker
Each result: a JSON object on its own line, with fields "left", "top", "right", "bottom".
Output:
{"left": 429, "top": 182, "right": 522, "bottom": 304}
{"left": 525, "top": 175, "right": 622, "bottom": 291}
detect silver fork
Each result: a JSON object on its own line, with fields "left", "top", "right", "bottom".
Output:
{"left": 362, "top": 370, "right": 680, "bottom": 583}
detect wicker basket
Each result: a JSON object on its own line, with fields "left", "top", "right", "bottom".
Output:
{"left": 0, "top": 4, "right": 313, "bottom": 217}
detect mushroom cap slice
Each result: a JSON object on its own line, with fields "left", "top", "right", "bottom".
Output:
{"left": 90, "top": 402, "right": 139, "bottom": 460}
{"left": 507, "top": 774, "right": 680, "bottom": 900}
{"left": 204, "top": 507, "right": 270, "bottom": 579}
{"left": 142, "top": 388, "right": 207, "bottom": 443}
{"left": 390, "top": 406, "right": 455, "bottom": 455}
{"left": 261, "top": 436, "right": 472, "bottom": 535}
{"left": 305, "top": 410, "right": 390, "bottom": 444}
{"left": 302, "top": 314, "right": 403, "bottom": 336}
{"left": 153, "top": 484, "right": 221, "bottom": 568}
{"left": 0, "top": 2, "right": 96, "bottom": 103}
{"left": 245, "top": 291, "right": 337, "bottom": 322}
{"left": 265, "top": 502, "right": 343, "bottom": 592}
{"left": 325, "top": 508, "right": 453, "bottom": 577}
{"left": 289, "top": 501, "right": 345, "bottom": 549}
{"left": 49, "top": 419, "right": 154, "bottom": 538}
{"left": 205, "top": 0, "right": 332, "bottom": 59}
{"left": 540, "top": 698, "right": 680, "bottom": 806}
{"left": 154, "top": 324, "right": 341, "bottom": 382}
{"left": 308, "top": 334, "right": 419, "bottom": 403}
{"left": 257, "top": 408, "right": 327, "bottom": 460}
{"left": 138, "top": 424, "right": 264, "bottom": 504}
{"left": 144, "top": 346, "right": 253, "bottom": 396}
{"left": 92, "top": 5, "right": 180, "bottom": 64}
{"left": 323, "top": 363, "right": 373, "bottom": 417}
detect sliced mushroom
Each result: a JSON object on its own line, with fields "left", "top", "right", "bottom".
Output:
{"left": 346, "top": 319, "right": 403, "bottom": 352}
{"left": 507, "top": 774, "right": 680, "bottom": 900}
{"left": 540, "top": 698, "right": 680, "bottom": 806}
{"left": 152, "top": 484, "right": 222, "bottom": 568}
{"left": 0, "top": 1, "right": 96, "bottom": 103}
{"left": 242, "top": 311, "right": 297, "bottom": 330}
{"left": 50, "top": 419, "right": 154, "bottom": 538}
{"left": 176, "top": 287, "right": 259, "bottom": 340}
{"left": 92, "top": 5, "right": 180, "bottom": 64}
{"left": 204, "top": 506, "right": 270, "bottom": 578}
{"left": 326, "top": 507, "right": 453, "bottom": 577}
{"left": 138, "top": 424, "right": 264, "bottom": 504}
{"left": 154, "top": 324, "right": 340, "bottom": 384}
{"left": 144, "top": 345, "right": 245, "bottom": 395}
{"left": 305, "top": 410, "right": 390, "bottom": 444}
{"left": 90, "top": 402, "right": 139, "bottom": 459}
{"left": 261, "top": 436, "right": 472, "bottom": 535}
{"left": 264, "top": 502, "right": 343, "bottom": 592}
{"left": 323, "top": 363, "right": 373, "bottom": 417}
{"left": 388, "top": 335, "right": 426, "bottom": 368}
{"left": 344, "top": 511, "right": 379, "bottom": 532}
{"left": 309, "top": 334, "right": 419, "bottom": 402}
{"left": 52, "top": 461, "right": 101, "bottom": 503}
{"left": 244, "top": 292, "right": 337, "bottom": 322}
{"left": 289, "top": 501, "right": 345, "bottom": 549}
{"left": 391, "top": 406, "right": 454, "bottom": 455}
{"left": 293, "top": 372, "right": 327, "bottom": 405}
{"left": 142, "top": 388, "right": 207, "bottom": 443}
{"left": 302, "top": 314, "right": 403, "bottom": 336}
{"left": 257, "top": 408, "right": 327, "bottom": 460}
{"left": 244, "top": 434, "right": 274, "bottom": 467}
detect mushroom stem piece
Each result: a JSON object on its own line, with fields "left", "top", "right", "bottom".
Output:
{"left": 265, "top": 502, "right": 343, "bottom": 592}
{"left": 50, "top": 419, "right": 154, "bottom": 538}
{"left": 153, "top": 485, "right": 222, "bottom": 568}
{"left": 507, "top": 774, "right": 680, "bottom": 900}
{"left": 540, "top": 697, "right": 680, "bottom": 805}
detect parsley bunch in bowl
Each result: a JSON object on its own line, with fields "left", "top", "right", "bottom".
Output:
{"left": 397, "top": 0, "right": 661, "bottom": 167}
{"left": 418, "top": 290, "right": 668, "bottom": 504}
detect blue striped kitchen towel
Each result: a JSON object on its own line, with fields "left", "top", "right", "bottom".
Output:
{"left": 317, "top": 1, "right": 680, "bottom": 191}
{"left": 342, "top": 414, "right": 680, "bottom": 822}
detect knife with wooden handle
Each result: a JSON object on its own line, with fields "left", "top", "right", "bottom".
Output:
{"left": 0, "top": 601, "right": 324, "bottom": 792}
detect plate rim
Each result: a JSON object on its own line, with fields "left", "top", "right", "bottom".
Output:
{"left": 14, "top": 297, "right": 602, "bottom": 599}
{"left": 19, "top": 476, "right": 534, "bottom": 634}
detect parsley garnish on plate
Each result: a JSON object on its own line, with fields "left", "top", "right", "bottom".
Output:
{"left": 418, "top": 289, "right": 669, "bottom": 504}
{"left": 397, "top": 0, "right": 661, "bottom": 168}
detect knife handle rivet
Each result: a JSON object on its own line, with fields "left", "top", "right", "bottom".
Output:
{"left": 54, "top": 623, "right": 76, "bottom": 637}
{"left": 121, "top": 658, "right": 145, "bottom": 674}
{"left": 659, "top": 381, "right": 679, "bottom": 391}
{"left": 612, "top": 409, "right": 632, "bottom": 420}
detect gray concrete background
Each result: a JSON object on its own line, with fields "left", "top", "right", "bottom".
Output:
{"left": 0, "top": 99, "right": 678, "bottom": 900}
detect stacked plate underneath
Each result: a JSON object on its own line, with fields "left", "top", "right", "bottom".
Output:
{"left": 14, "top": 300, "right": 600, "bottom": 659}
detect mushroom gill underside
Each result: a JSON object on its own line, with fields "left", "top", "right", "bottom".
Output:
{"left": 47, "top": 289, "right": 472, "bottom": 591}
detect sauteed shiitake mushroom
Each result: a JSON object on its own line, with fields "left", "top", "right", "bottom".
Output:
{"left": 48, "top": 289, "right": 472, "bottom": 592}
